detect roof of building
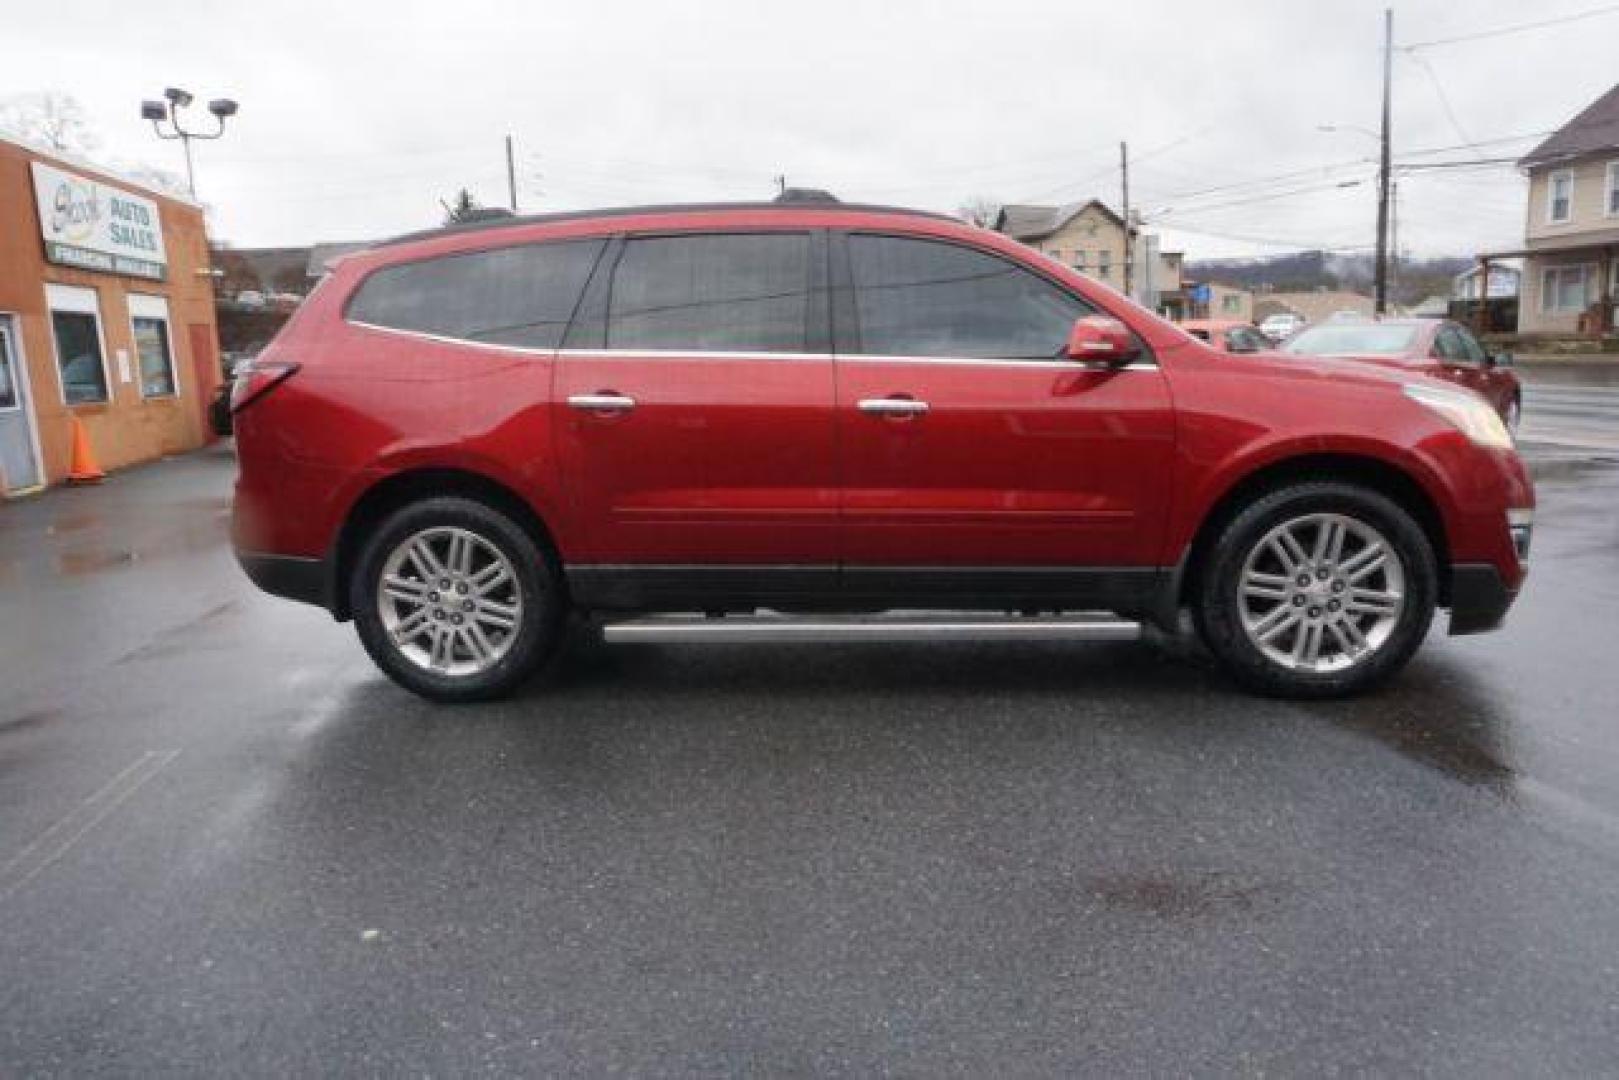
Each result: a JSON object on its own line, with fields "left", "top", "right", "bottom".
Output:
{"left": 0, "top": 129, "right": 203, "bottom": 209}
{"left": 1520, "top": 81, "right": 1619, "bottom": 168}
{"left": 992, "top": 200, "right": 1124, "bottom": 242}
{"left": 211, "top": 246, "right": 311, "bottom": 291}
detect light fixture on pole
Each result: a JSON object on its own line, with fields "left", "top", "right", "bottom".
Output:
{"left": 141, "top": 88, "right": 238, "bottom": 198}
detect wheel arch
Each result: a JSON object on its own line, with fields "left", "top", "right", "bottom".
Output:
{"left": 329, "top": 467, "right": 563, "bottom": 621}
{"left": 1173, "top": 453, "right": 1453, "bottom": 617}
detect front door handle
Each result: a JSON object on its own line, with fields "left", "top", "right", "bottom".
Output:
{"left": 858, "top": 397, "right": 929, "bottom": 417}
{"left": 567, "top": 392, "right": 637, "bottom": 413}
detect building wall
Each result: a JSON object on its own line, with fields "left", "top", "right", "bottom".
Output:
{"left": 1518, "top": 251, "right": 1618, "bottom": 334}
{"left": 1035, "top": 205, "right": 1128, "bottom": 289}
{"left": 0, "top": 137, "right": 220, "bottom": 491}
{"left": 1207, "top": 283, "right": 1253, "bottom": 322}
{"left": 1525, "top": 156, "right": 1619, "bottom": 241}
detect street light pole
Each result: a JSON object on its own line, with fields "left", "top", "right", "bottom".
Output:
{"left": 141, "top": 88, "right": 238, "bottom": 198}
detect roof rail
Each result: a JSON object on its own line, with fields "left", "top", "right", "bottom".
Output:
{"left": 376, "top": 199, "right": 957, "bottom": 248}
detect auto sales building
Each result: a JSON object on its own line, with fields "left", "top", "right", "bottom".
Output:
{"left": 0, "top": 133, "right": 221, "bottom": 495}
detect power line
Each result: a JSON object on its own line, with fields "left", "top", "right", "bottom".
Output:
{"left": 1149, "top": 177, "right": 1369, "bottom": 219}
{"left": 1403, "top": 51, "right": 1479, "bottom": 151}
{"left": 1155, "top": 220, "right": 1372, "bottom": 252}
{"left": 1401, "top": 2, "right": 1619, "bottom": 50}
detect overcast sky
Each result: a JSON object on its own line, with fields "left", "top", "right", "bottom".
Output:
{"left": 5, "top": 0, "right": 1616, "bottom": 260}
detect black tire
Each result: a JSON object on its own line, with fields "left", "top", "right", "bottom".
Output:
{"left": 350, "top": 497, "right": 564, "bottom": 702}
{"left": 1193, "top": 481, "right": 1437, "bottom": 699}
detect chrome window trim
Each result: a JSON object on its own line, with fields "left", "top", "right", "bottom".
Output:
{"left": 347, "top": 319, "right": 559, "bottom": 357}
{"left": 343, "top": 323, "right": 1160, "bottom": 371}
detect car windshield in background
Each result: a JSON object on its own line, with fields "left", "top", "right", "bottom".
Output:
{"left": 1282, "top": 324, "right": 1420, "bottom": 356}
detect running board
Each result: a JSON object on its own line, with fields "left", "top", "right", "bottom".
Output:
{"left": 602, "top": 613, "right": 1142, "bottom": 644}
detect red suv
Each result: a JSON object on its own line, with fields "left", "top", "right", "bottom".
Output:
{"left": 231, "top": 202, "right": 1533, "bottom": 702}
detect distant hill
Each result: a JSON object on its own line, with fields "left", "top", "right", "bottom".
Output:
{"left": 1185, "top": 251, "right": 1473, "bottom": 306}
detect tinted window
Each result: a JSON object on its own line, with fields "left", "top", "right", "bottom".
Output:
{"left": 1282, "top": 324, "right": 1420, "bottom": 357}
{"left": 1433, "top": 326, "right": 1471, "bottom": 362}
{"left": 1228, "top": 327, "right": 1266, "bottom": 353}
{"left": 848, "top": 235, "right": 1090, "bottom": 359}
{"left": 348, "top": 240, "right": 604, "bottom": 348}
{"left": 606, "top": 233, "right": 810, "bottom": 352}
{"left": 1454, "top": 326, "right": 1489, "bottom": 364}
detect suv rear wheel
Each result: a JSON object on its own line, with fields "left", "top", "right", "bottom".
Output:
{"left": 352, "top": 497, "right": 563, "bottom": 702}
{"left": 1194, "top": 482, "right": 1437, "bottom": 698}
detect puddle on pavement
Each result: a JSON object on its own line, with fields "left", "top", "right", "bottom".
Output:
{"left": 1311, "top": 664, "right": 1517, "bottom": 793}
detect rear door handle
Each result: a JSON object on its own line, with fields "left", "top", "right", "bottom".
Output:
{"left": 858, "top": 397, "right": 929, "bottom": 417}
{"left": 567, "top": 392, "right": 637, "bottom": 413}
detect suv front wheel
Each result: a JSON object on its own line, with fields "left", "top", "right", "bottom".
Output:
{"left": 351, "top": 497, "right": 563, "bottom": 702}
{"left": 1194, "top": 482, "right": 1437, "bottom": 698}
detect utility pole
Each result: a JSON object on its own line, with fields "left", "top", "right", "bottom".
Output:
{"left": 774, "top": 173, "right": 787, "bottom": 197}
{"left": 505, "top": 134, "right": 518, "bottom": 213}
{"left": 1374, "top": 7, "right": 1393, "bottom": 315}
{"left": 1120, "top": 141, "right": 1132, "bottom": 296}
{"left": 1389, "top": 178, "right": 1400, "bottom": 301}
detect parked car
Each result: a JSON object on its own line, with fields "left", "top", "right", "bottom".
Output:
{"left": 1280, "top": 319, "right": 1521, "bottom": 430}
{"left": 231, "top": 202, "right": 1533, "bottom": 703}
{"left": 1258, "top": 312, "right": 1305, "bottom": 342}
{"left": 1180, "top": 319, "right": 1269, "bottom": 353}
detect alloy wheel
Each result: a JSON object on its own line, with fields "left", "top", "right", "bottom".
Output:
{"left": 376, "top": 526, "right": 524, "bottom": 677}
{"left": 1237, "top": 512, "right": 1406, "bottom": 674}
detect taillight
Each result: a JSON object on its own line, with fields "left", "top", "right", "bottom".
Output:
{"left": 229, "top": 359, "right": 301, "bottom": 413}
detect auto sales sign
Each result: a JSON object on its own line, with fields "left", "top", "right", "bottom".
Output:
{"left": 31, "top": 162, "right": 167, "bottom": 280}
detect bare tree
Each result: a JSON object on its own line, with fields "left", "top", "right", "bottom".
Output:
{"left": 441, "top": 189, "right": 483, "bottom": 224}
{"left": 0, "top": 91, "right": 99, "bottom": 155}
{"left": 957, "top": 195, "right": 1002, "bottom": 229}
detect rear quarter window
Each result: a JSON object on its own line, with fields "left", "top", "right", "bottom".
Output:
{"left": 347, "top": 239, "right": 605, "bottom": 349}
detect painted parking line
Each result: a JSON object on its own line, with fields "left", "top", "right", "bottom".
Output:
{"left": 0, "top": 749, "right": 179, "bottom": 903}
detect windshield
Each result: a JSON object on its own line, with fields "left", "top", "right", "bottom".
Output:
{"left": 1282, "top": 324, "right": 1420, "bottom": 356}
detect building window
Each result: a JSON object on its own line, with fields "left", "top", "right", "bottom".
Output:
{"left": 1542, "top": 265, "right": 1590, "bottom": 313}
{"left": 1098, "top": 251, "right": 1112, "bottom": 278}
{"left": 128, "top": 295, "right": 178, "bottom": 398}
{"left": 1221, "top": 293, "right": 1243, "bottom": 314}
{"left": 1074, "top": 251, "right": 1087, "bottom": 270}
{"left": 1548, "top": 170, "right": 1574, "bottom": 223}
{"left": 45, "top": 284, "right": 110, "bottom": 406}
{"left": 1607, "top": 161, "right": 1619, "bottom": 217}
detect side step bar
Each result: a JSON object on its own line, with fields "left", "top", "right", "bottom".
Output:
{"left": 602, "top": 613, "right": 1142, "bottom": 644}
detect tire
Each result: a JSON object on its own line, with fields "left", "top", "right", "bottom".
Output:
{"left": 1193, "top": 481, "right": 1437, "bottom": 699}
{"left": 351, "top": 497, "right": 564, "bottom": 702}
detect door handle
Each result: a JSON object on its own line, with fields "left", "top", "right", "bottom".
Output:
{"left": 858, "top": 397, "right": 929, "bottom": 417}
{"left": 567, "top": 392, "right": 637, "bottom": 413}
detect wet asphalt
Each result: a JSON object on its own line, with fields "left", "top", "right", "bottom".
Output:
{"left": 3, "top": 369, "right": 1619, "bottom": 1075}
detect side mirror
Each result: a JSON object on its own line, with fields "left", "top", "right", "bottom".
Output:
{"left": 1066, "top": 315, "right": 1140, "bottom": 364}
{"left": 1489, "top": 351, "right": 1513, "bottom": 369}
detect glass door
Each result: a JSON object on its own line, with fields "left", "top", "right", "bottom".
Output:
{"left": 0, "top": 322, "right": 44, "bottom": 492}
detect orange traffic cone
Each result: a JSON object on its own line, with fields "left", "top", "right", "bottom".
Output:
{"left": 65, "top": 416, "right": 105, "bottom": 485}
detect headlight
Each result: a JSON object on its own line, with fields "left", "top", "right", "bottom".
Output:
{"left": 1403, "top": 383, "right": 1513, "bottom": 450}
